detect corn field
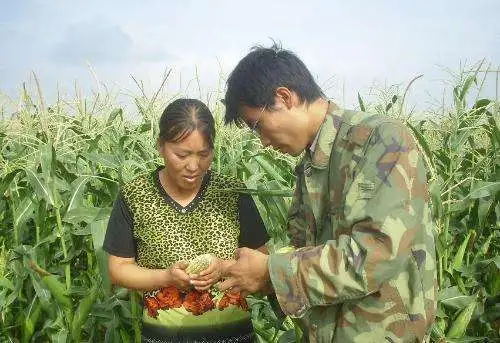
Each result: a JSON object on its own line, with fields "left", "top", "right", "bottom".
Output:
{"left": 0, "top": 66, "right": 499, "bottom": 342}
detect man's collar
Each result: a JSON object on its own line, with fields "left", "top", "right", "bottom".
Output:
{"left": 308, "top": 101, "right": 343, "bottom": 169}
{"left": 308, "top": 126, "right": 321, "bottom": 154}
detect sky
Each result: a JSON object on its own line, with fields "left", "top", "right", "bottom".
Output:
{"left": 1, "top": 0, "right": 499, "bottom": 114}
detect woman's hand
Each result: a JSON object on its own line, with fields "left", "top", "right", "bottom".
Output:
{"left": 167, "top": 261, "right": 192, "bottom": 290}
{"left": 189, "top": 256, "right": 235, "bottom": 291}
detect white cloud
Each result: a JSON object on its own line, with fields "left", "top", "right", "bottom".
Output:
{"left": 53, "top": 21, "right": 134, "bottom": 65}
{"left": 0, "top": 0, "right": 499, "bottom": 110}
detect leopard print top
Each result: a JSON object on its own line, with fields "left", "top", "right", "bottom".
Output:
{"left": 120, "top": 169, "right": 254, "bottom": 340}
{"left": 121, "top": 169, "right": 244, "bottom": 269}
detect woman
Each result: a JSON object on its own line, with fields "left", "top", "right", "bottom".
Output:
{"left": 103, "top": 98, "right": 269, "bottom": 343}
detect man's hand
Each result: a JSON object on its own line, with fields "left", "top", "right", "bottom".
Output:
{"left": 217, "top": 247, "right": 272, "bottom": 297}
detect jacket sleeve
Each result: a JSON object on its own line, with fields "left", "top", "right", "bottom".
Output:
{"left": 268, "top": 122, "right": 429, "bottom": 317}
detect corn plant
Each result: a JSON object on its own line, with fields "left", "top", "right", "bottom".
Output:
{"left": 1, "top": 66, "right": 499, "bottom": 342}
{"left": 405, "top": 66, "right": 500, "bottom": 342}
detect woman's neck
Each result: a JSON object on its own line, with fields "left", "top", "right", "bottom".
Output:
{"left": 159, "top": 168, "right": 202, "bottom": 206}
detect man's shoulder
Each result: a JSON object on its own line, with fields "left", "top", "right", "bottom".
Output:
{"left": 341, "top": 108, "right": 401, "bottom": 128}
{"left": 339, "top": 109, "right": 411, "bottom": 148}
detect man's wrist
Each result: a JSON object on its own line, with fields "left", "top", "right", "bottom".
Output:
{"left": 219, "top": 259, "right": 234, "bottom": 277}
{"left": 263, "top": 255, "right": 274, "bottom": 294}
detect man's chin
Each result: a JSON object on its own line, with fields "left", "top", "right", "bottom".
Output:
{"left": 271, "top": 144, "right": 303, "bottom": 156}
{"left": 275, "top": 147, "right": 288, "bottom": 155}
{"left": 283, "top": 146, "right": 303, "bottom": 157}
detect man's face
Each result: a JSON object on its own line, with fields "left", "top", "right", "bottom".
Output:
{"left": 240, "top": 102, "right": 309, "bottom": 156}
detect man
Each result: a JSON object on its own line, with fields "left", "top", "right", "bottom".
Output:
{"left": 218, "top": 44, "right": 437, "bottom": 343}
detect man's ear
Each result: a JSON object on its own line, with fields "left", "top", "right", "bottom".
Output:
{"left": 275, "top": 87, "right": 294, "bottom": 110}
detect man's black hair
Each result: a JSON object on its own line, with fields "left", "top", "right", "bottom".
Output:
{"left": 223, "top": 42, "right": 325, "bottom": 125}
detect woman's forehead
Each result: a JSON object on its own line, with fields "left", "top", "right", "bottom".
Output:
{"left": 166, "top": 130, "right": 211, "bottom": 150}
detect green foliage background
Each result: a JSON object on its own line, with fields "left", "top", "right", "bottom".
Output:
{"left": 0, "top": 65, "right": 499, "bottom": 342}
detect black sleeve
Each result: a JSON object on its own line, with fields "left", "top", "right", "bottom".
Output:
{"left": 238, "top": 194, "right": 270, "bottom": 248}
{"left": 103, "top": 192, "right": 136, "bottom": 258}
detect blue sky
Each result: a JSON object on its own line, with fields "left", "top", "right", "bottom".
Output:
{"left": 1, "top": 0, "right": 499, "bottom": 112}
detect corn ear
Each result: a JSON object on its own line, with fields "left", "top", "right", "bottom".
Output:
{"left": 480, "top": 233, "right": 494, "bottom": 255}
{"left": 436, "top": 317, "right": 447, "bottom": 332}
{"left": 446, "top": 300, "right": 477, "bottom": 338}
{"left": 467, "top": 229, "right": 476, "bottom": 250}
{"left": 452, "top": 231, "right": 471, "bottom": 271}
{"left": 22, "top": 298, "right": 42, "bottom": 343}
{"left": 185, "top": 254, "right": 213, "bottom": 275}
{"left": 430, "top": 323, "right": 446, "bottom": 342}
{"left": 41, "top": 274, "right": 72, "bottom": 309}
{"left": 71, "top": 285, "right": 98, "bottom": 341}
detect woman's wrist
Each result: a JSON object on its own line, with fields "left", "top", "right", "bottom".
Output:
{"left": 160, "top": 268, "right": 173, "bottom": 286}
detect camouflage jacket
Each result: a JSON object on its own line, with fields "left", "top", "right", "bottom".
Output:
{"left": 268, "top": 103, "right": 437, "bottom": 342}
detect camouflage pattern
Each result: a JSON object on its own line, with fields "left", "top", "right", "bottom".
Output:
{"left": 268, "top": 103, "right": 437, "bottom": 342}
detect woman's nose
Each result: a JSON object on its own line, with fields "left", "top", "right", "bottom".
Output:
{"left": 186, "top": 158, "right": 198, "bottom": 172}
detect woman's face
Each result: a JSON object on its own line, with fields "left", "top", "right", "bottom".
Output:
{"left": 159, "top": 129, "right": 213, "bottom": 192}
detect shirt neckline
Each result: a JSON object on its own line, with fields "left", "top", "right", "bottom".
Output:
{"left": 153, "top": 166, "right": 211, "bottom": 214}
{"left": 309, "top": 101, "right": 343, "bottom": 168}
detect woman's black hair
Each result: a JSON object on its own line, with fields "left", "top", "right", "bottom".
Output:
{"left": 158, "top": 98, "right": 215, "bottom": 149}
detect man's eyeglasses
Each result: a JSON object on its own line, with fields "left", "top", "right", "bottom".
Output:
{"left": 249, "top": 106, "right": 266, "bottom": 135}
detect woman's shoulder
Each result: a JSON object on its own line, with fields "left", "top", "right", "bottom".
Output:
{"left": 208, "top": 170, "right": 245, "bottom": 190}
{"left": 121, "top": 171, "right": 156, "bottom": 197}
